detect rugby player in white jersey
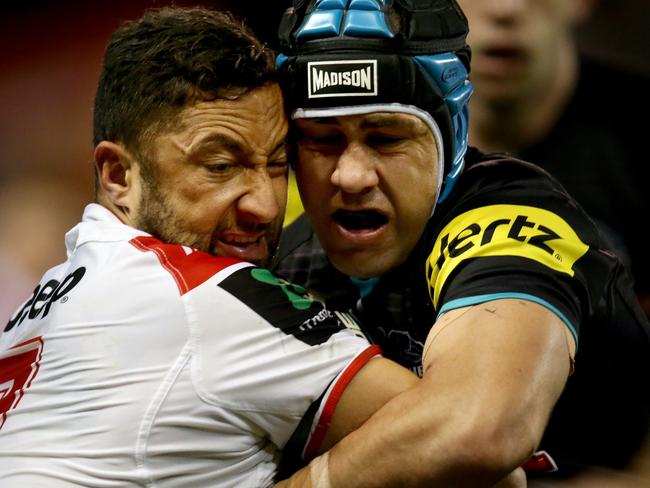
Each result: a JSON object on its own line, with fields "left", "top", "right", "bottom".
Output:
{"left": 0, "top": 7, "right": 418, "bottom": 487}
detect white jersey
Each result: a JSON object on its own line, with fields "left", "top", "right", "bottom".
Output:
{"left": 0, "top": 204, "right": 377, "bottom": 487}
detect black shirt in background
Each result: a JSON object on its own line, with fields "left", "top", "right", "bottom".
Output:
{"left": 521, "top": 56, "right": 650, "bottom": 300}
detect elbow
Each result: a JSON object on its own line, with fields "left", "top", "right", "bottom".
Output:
{"left": 457, "top": 419, "right": 539, "bottom": 474}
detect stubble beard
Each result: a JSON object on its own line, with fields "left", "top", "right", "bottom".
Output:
{"left": 135, "top": 180, "right": 281, "bottom": 267}
{"left": 135, "top": 180, "right": 210, "bottom": 254}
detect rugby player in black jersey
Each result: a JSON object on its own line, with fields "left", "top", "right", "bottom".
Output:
{"left": 273, "top": 0, "right": 650, "bottom": 485}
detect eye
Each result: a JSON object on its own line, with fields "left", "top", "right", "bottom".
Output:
{"left": 366, "top": 134, "right": 405, "bottom": 148}
{"left": 313, "top": 134, "right": 346, "bottom": 145}
{"left": 297, "top": 130, "right": 346, "bottom": 146}
{"left": 268, "top": 159, "right": 289, "bottom": 177}
{"left": 297, "top": 134, "right": 347, "bottom": 159}
{"left": 206, "top": 162, "right": 236, "bottom": 175}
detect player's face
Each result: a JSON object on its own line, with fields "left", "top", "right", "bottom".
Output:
{"left": 133, "top": 84, "right": 288, "bottom": 266}
{"left": 294, "top": 112, "right": 440, "bottom": 278}
{"left": 458, "top": 0, "right": 587, "bottom": 101}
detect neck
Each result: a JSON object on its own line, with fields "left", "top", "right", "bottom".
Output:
{"left": 96, "top": 194, "right": 131, "bottom": 226}
{"left": 469, "top": 40, "right": 579, "bottom": 155}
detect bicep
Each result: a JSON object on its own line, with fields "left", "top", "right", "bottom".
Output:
{"left": 319, "top": 357, "right": 419, "bottom": 453}
{"left": 423, "top": 298, "right": 573, "bottom": 438}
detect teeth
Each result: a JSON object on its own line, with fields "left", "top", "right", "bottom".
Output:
{"left": 222, "top": 235, "right": 260, "bottom": 245}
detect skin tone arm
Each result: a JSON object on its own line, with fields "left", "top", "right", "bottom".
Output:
{"left": 317, "top": 356, "right": 420, "bottom": 453}
{"left": 277, "top": 298, "right": 573, "bottom": 487}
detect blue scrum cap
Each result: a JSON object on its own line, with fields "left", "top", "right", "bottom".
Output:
{"left": 277, "top": 0, "right": 474, "bottom": 202}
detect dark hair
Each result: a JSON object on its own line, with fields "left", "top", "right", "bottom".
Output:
{"left": 93, "top": 6, "right": 276, "bottom": 154}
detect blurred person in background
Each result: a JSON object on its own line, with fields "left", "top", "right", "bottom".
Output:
{"left": 458, "top": 0, "right": 650, "bottom": 317}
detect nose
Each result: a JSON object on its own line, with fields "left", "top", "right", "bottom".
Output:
{"left": 237, "top": 168, "right": 281, "bottom": 224}
{"left": 330, "top": 142, "right": 379, "bottom": 194}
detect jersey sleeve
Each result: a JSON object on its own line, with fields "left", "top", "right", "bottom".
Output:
{"left": 187, "top": 263, "right": 378, "bottom": 451}
{"left": 425, "top": 159, "right": 612, "bottom": 347}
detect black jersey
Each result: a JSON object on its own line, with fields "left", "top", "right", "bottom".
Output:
{"left": 274, "top": 147, "right": 650, "bottom": 478}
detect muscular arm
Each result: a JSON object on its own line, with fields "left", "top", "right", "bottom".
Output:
{"left": 318, "top": 356, "right": 420, "bottom": 453}
{"left": 277, "top": 299, "right": 573, "bottom": 487}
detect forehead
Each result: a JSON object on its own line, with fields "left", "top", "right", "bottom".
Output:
{"left": 163, "top": 84, "right": 288, "bottom": 153}
{"left": 295, "top": 111, "right": 429, "bottom": 133}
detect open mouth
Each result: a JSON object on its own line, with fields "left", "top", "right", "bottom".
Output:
{"left": 333, "top": 209, "right": 388, "bottom": 231}
{"left": 480, "top": 46, "right": 528, "bottom": 68}
{"left": 474, "top": 46, "right": 527, "bottom": 77}
{"left": 215, "top": 233, "right": 268, "bottom": 263}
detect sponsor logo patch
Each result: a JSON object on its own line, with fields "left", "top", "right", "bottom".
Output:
{"left": 308, "top": 60, "right": 378, "bottom": 98}
{"left": 426, "top": 205, "right": 589, "bottom": 307}
{"left": 5, "top": 267, "right": 86, "bottom": 333}
{"left": 250, "top": 268, "right": 313, "bottom": 311}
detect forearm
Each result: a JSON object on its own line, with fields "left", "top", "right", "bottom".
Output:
{"left": 275, "top": 457, "right": 527, "bottom": 488}
{"left": 325, "top": 373, "right": 527, "bottom": 487}
{"left": 276, "top": 382, "right": 528, "bottom": 488}
{"left": 278, "top": 372, "right": 530, "bottom": 487}
{"left": 277, "top": 300, "right": 570, "bottom": 487}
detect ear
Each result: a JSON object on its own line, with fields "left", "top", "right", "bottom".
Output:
{"left": 94, "top": 141, "right": 136, "bottom": 210}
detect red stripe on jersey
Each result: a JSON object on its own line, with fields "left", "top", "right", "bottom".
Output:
{"left": 303, "top": 344, "right": 382, "bottom": 460}
{"left": 0, "top": 336, "right": 44, "bottom": 430}
{"left": 130, "top": 236, "right": 242, "bottom": 295}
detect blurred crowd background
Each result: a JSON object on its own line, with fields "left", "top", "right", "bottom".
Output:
{"left": 1, "top": 0, "right": 648, "bottom": 320}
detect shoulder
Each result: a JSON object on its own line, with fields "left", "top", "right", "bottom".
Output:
{"left": 435, "top": 148, "right": 605, "bottom": 252}
{"left": 128, "top": 236, "right": 243, "bottom": 295}
{"left": 424, "top": 148, "right": 609, "bottom": 308}
{"left": 218, "top": 265, "right": 359, "bottom": 346}
{"left": 451, "top": 147, "right": 578, "bottom": 213}
{"left": 463, "top": 147, "right": 559, "bottom": 180}
{"left": 128, "top": 235, "right": 350, "bottom": 346}
{"left": 188, "top": 261, "right": 374, "bottom": 419}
